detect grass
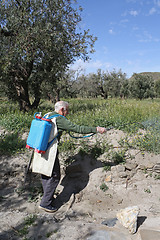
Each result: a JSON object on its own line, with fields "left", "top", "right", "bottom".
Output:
{"left": 0, "top": 132, "right": 26, "bottom": 156}
{"left": 0, "top": 97, "right": 160, "bottom": 156}
{"left": 17, "top": 214, "right": 37, "bottom": 238}
{"left": 100, "top": 183, "right": 109, "bottom": 192}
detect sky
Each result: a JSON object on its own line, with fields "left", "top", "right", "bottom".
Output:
{"left": 71, "top": 0, "right": 160, "bottom": 78}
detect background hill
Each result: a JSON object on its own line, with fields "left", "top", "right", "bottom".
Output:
{"left": 130, "top": 72, "right": 160, "bottom": 81}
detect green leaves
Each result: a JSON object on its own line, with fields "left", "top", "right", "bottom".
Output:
{"left": 0, "top": 0, "right": 96, "bottom": 111}
{"left": 129, "top": 73, "right": 155, "bottom": 99}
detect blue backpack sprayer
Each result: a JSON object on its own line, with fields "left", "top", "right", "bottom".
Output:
{"left": 26, "top": 112, "right": 62, "bottom": 154}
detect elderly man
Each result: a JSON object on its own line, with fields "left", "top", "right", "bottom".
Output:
{"left": 33, "top": 101, "right": 106, "bottom": 213}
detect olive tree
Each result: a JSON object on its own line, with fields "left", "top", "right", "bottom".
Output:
{"left": 0, "top": 0, "right": 96, "bottom": 111}
{"left": 129, "top": 73, "right": 155, "bottom": 99}
{"left": 154, "top": 79, "right": 160, "bottom": 97}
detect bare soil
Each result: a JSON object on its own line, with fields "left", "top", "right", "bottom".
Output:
{"left": 0, "top": 129, "right": 160, "bottom": 240}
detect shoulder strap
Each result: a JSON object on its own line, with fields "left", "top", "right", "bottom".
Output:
{"left": 44, "top": 114, "right": 67, "bottom": 120}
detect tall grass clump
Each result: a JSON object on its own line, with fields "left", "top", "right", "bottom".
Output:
{"left": 0, "top": 132, "right": 26, "bottom": 156}
{"left": 67, "top": 98, "right": 160, "bottom": 131}
{"left": 0, "top": 112, "right": 33, "bottom": 133}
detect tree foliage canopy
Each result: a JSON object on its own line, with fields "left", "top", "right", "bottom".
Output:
{"left": 0, "top": 0, "right": 96, "bottom": 111}
{"left": 129, "top": 73, "right": 155, "bottom": 99}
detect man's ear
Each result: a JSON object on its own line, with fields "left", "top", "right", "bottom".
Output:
{"left": 59, "top": 107, "right": 64, "bottom": 115}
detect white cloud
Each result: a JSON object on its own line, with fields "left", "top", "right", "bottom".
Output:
{"left": 138, "top": 31, "right": 160, "bottom": 42}
{"left": 120, "top": 19, "right": 129, "bottom": 27}
{"left": 132, "top": 26, "right": 139, "bottom": 31}
{"left": 122, "top": 9, "right": 138, "bottom": 17}
{"left": 70, "top": 59, "right": 112, "bottom": 73}
{"left": 108, "top": 29, "right": 115, "bottom": 34}
{"left": 120, "top": 19, "right": 129, "bottom": 23}
{"left": 149, "top": 7, "right": 156, "bottom": 15}
{"left": 154, "top": 0, "right": 160, "bottom": 7}
{"left": 129, "top": 10, "right": 138, "bottom": 16}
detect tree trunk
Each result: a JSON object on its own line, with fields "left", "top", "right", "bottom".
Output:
{"left": 11, "top": 61, "right": 35, "bottom": 111}
{"left": 55, "top": 88, "right": 60, "bottom": 102}
{"left": 31, "top": 83, "right": 42, "bottom": 109}
{"left": 14, "top": 78, "right": 31, "bottom": 112}
{"left": 99, "top": 86, "right": 108, "bottom": 99}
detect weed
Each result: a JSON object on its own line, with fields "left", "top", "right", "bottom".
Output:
{"left": 144, "top": 188, "right": 151, "bottom": 193}
{"left": 0, "top": 132, "right": 26, "bottom": 156}
{"left": 24, "top": 214, "right": 37, "bottom": 226}
{"left": 78, "top": 141, "right": 90, "bottom": 156}
{"left": 103, "top": 164, "right": 111, "bottom": 172}
{"left": 18, "top": 226, "right": 29, "bottom": 237}
{"left": 59, "top": 138, "right": 76, "bottom": 153}
{"left": 110, "top": 150, "right": 126, "bottom": 164}
{"left": 90, "top": 143, "right": 104, "bottom": 158}
{"left": 46, "top": 229, "right": 58, "bottom": 238}
{"left": 27, "top": 186, "right": 43, "bottom": 202}
{"left": 154, "top": 174, "right": 160, "bottom": 180}
{"left": 143, "top": 168, "right": 147, "bottom": 174}
{"left": 17, "top": 214, "right": 37, "bottom": 237}
{"left": 64, "top": 156, "right": 75, "bottom": 167}
{"left": 100, "top": 183, "right": 109, "bottom": 192}
{"left": 15, "top": 187, "right": 26, "bottom": 196}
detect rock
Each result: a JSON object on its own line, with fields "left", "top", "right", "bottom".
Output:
{"left": 153, "top": 163, "right": 160, "bottom": 173}
{"left": 101, "top": 217, "right": 117, "bottom": 227}
{"left": 118, "top": 172, "right": 127, "bottom": 178}
{"left": 137, "top": 164, "right": 145, "bottom": 170}
{"left": 105, "top": 175, "right": 112, "bottom": 182}
{"left": 111, "top": 166, "right": 117, "bottom": 172}
{"left": 125, "top": 162, "right": 137, "bottom": 171}
{"left": 116, "top": 206, "right": 139, "bottom": 234}
{"left": 111, "top": 165, "right": 127, "bottom": 178}
{"left": 116, "top": 165, "right": 125, "bottom": 173}
{"left": 117, "top": 198, "right": 123, "bottom": 204}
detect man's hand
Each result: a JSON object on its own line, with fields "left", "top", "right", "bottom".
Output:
{"left": 96, "top": 126, "right": 107, "bottom": 134}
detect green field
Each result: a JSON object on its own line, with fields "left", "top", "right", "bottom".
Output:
{"left": 0, "top": 98, "right": 160, "bottom": 156}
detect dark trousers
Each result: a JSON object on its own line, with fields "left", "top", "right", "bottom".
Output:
{"left": 40, "top": 156, "right": 61, "bottom": 207}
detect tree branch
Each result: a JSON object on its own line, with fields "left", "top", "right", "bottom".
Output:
{"left": 0, "top": 28, "right": 14, "bottom": 37}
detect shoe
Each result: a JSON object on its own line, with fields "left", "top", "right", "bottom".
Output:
{"left": 39, "top": 205, "right": 57, "bottom": 213}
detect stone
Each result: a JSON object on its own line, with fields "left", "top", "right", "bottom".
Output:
{"left": 105, "top": 175, "right": 112, "bottom": 182}
{"left": 111, "top": 166, "right": 117, "bottom": 172}
{"left": 125, "top": 162, "right": 137, "bottom": 171}
{"left": 101, "top": 217, "right": 117, "bottom": 227}
{"left": 118, "top": 172, "right": 127, "bottom": 178}
{"left": 117, "top": 198, "right": 123, "bottom": 204}
{"left": 116, "top": 165, "right": 125, "bottom": 173}
{"left": 146, "top": 163, "right": 154, "bottom": 170}
{"left": 153, "top": 163, "right": 160, "bottom": 173}
{"left": 116, "top": 206, "right": 139, "bottom": 234}
{"left": 137, "top": 164, "right": 145, "bottom": 170}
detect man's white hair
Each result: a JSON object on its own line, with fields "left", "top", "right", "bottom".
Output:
{"left": 55, "top": 101, "right": 69, "bottom": 112}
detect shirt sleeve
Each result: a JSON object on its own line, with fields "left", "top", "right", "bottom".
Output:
{"left": 56, "top": 116, "right": 97, "bottom": 134}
